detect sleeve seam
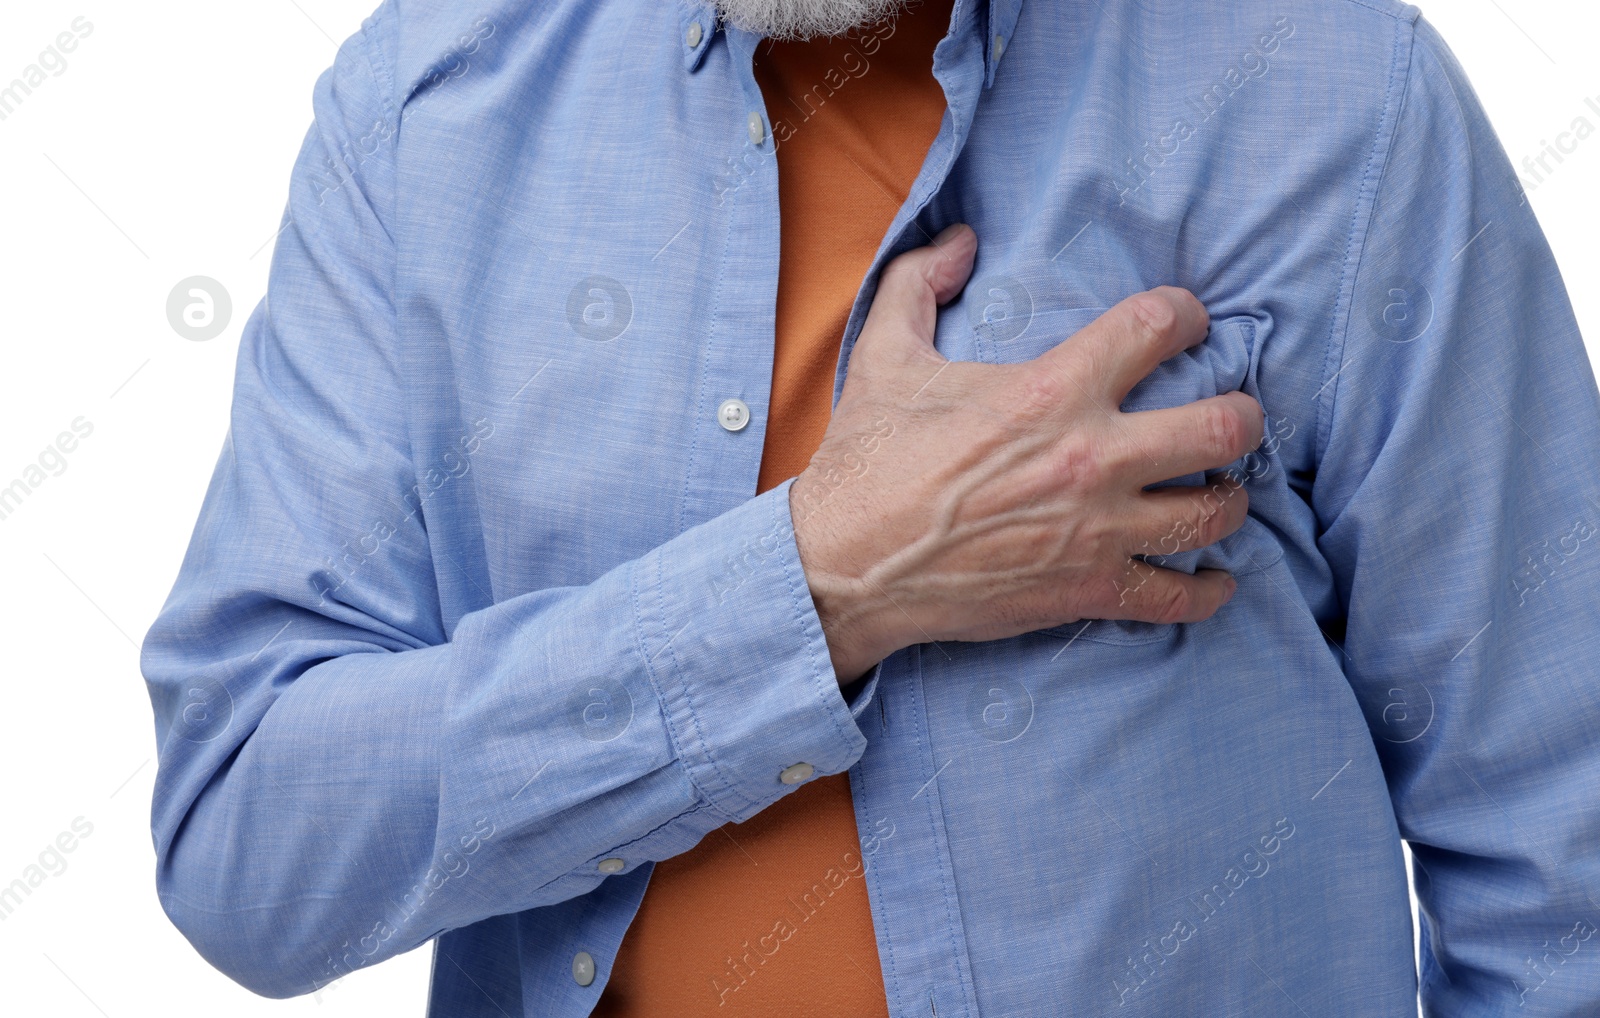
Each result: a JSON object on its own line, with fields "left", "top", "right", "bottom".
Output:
{"left": 1315, "top": 13, "right": 1419, "bottom": 466}
{"left": 1329, "top": 0, "right": 1416, "bottom": 21}
{"left": 356, "top": 1, "right": 400, "bottom": 131}
{"left": 353, "top": 4, "right": 400, "bottom": 252}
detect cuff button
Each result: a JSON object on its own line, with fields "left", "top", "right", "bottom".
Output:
{"left": 572, "top": 951, "right": 596, "bottom": 986}
{"left": 779, "top": 762, "right": 815, "bottom": 785}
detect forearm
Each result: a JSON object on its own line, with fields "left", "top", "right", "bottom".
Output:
{"left": 147, "top": 480, "right": 868, "bottom": 998}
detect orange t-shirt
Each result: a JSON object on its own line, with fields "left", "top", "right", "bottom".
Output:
{"left": 592, "top": 4, "right": 951, "bottom": 1015}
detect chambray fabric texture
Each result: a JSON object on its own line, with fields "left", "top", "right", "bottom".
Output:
{"left": 140, "top": 0, "right": 1600, "bottom": 1014}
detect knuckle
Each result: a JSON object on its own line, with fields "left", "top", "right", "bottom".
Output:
{"left": 1055, "top": 344, "right": 1109, "bottom": 402}
{"left": 879, "top": 256, "right": 917, "bottom": 292}
{"left": 1053, "top": 437, "right": 1109, "bottom": 492}
{"left": 1232, "top": 395, "right": 1265, "bottom": 450}
{"left": 1152, "top": 581, "right": 1193, "bottom": 625}
{"left": 1197, "top": 402, "right": 1246, "bottom": 457}
{"left": 1200, "top": 496, "right": 1236, "bottom": 543}
{"left": 885, "top": 245, "right": 923, "bottom": 274}
{"left": 1126, "top": 291, "right": 1180, "bottom": 344}
{"left": 1155, "top": 285, "right": 1204, "bottom": 321}
{"left": 1014, "top": 365, "right": 1065, "bottom": 418}
{"left": 1089, "top": 569, "right": 1130, "bottom": 615}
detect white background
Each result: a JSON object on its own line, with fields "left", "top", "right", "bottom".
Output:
{"left": 0, "top": 1, "right": 1594, "bottom": 1014}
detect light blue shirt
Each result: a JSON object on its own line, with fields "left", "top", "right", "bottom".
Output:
{"left": 141, "top": 0, "right": 1600, "bottom": 1014}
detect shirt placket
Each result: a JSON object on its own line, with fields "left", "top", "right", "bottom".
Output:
{"left": 519, "top": 18, "right": 790, "bottom": 1014}
{"left": 556, "top": 6, "right": 1013, "bottom": 1015}
{"left": 672, "top": 24, "right": 784, "bottom": 534}
{"left": 829, "top": 5, "right": 1002, "bottom": 1017}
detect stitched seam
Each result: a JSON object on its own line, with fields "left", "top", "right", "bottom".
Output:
{"left": 517, "top": 797, "right": 702, "bottom": 900}
{"left": 656, "top": 538, "right": 752, "bottom": 816}
{"left": 904, "top": 650, "right": 939, "bottom": 1018}
{"left": 1316, "top": 12, "right": 1416, "bottom": 466}
{"left": 910, "top": 652, "right": 981, "bottom": 1017}
{"left": 605, "top": 802, "right": 709, "bottom": 856}
{"left": 352, "top": 3, "right": 400, "bottom": 256}
{"left": 321, "top": 1, "right": 418, "bottom": 587}
{"left": 628, "top": 554, "right": 718, "bottom": 811}
{"left": 357, "top": 2, "right": 399, "bottom": 129}
{"left": 159, "top": 892, "right": 345, "bottom": 914}
{"left": 836, "top": 62, "right": 965, "bottom": 384}
{"left": 775, "top": 483, "right": 858, "bottom": 752}
{"left": 851, "top": 762, "right": 906, "bottom": 1012}
{"left": 677, "top": 92, "right": 746, "bottom": 538}
{"left": 1326, "top": 0, "right": 1413, "bottom": 21}
{"left": 1241, "top": 316, "right": 1261, "bottom": 381}
{"left": 655, "top": 89, "right": 753, "bottom": 817}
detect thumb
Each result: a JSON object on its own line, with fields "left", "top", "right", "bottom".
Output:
{"left": 859, "top": 224, "right": 978, "bottom": 355}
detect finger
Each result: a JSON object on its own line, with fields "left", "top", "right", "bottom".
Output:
{"left": 1108, "top": 565, "right": 1237, "bottom": 625}
{"left": 1034, "top": 287, "right": 1209, "bottom": 405}
{"left": 1124, "top": 482, "right": 1250, "bottom": 560}
{"left": 858, "top": 223, "right": 978, "bottom": 355}
{"left": 1113, "top": 391, "right": 1264, "bottom": 485}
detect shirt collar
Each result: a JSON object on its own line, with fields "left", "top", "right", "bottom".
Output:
{"left": 679, "top": 0, "right": 1023, "bottom": 87}
{"left": 680, "top": 1, "right": 716, "bottom": 71}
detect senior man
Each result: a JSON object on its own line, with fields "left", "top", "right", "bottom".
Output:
{"left": 142, "top": 0, "right": 1600, "bottom": 1014}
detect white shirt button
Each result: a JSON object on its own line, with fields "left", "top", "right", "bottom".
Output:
{"left": 686, "top": 21, "right": 703, "bottom": 48}
{"left": 747, "top": 111, "right": 766, "bottom": 145}
{"left": 779, "top": 762, "right": 814, "bottom": 785}
{"left": 992, "top": 35, "right": 1005, "bottom": 61}
{"left": 572, "top": 951, "right": 596, "bottom": 986}
{"left": 718, "top": 398, "right": 751, "bottom": 432}
{"left": 597, "top": 857, "right": 625, "bottom": 874}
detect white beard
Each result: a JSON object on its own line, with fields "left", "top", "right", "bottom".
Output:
{"left": 715, "top": 0, "right": 911, "bottom": 40}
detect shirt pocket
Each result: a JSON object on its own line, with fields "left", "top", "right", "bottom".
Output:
{"left": 960, "top": 302, "right": 1284, "bottom": 646}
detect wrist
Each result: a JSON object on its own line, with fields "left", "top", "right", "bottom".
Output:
{"left": 789, "top": 481, "right": 900, "bottom": 684}
{"left": 812, "top": 574, "right": 892, "bottom": 684}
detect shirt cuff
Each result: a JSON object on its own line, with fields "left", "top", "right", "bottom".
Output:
{"left": 630, "top": 477, "right": 869, "bottom": 823}
{"left": 842, "top": 661, "right": 883, "bottom": 722}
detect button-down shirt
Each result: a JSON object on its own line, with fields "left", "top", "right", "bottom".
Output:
{"left": 140, "top": 0, "right": 1600, "bottom": 1015}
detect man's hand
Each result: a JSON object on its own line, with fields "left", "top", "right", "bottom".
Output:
{"left": 791, "top": 224, "right": 1265, "bottom": 683}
